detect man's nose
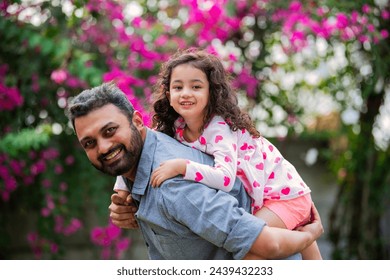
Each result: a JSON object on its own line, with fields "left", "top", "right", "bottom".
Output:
{"left": 97, "top": 138, "right": 112, "bottom": 155}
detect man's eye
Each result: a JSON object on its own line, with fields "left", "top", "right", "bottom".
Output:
{"left": 106, "top": 127, "right": 116, "bottom": 134}
{"left": 84, "top": 140, "right": 94, "bottom": 148}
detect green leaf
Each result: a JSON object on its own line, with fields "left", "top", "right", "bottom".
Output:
{"left": 0, "top": 125, "right": 52, "bottom": 157}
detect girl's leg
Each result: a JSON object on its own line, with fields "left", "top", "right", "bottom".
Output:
{"left": 242, "top": 207, "right": 287, "bottom": 260}
{"left": 254, "top": 206, "right": 287, "bottom": 228}
{"left": 300, "top": 241, "right": 322, "bottom": 260}
{"left": 253, "top": 197, "right": 323, "bottom": 260}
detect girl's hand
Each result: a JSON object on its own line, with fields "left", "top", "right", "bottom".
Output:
{"left": 151, "top": 159, "right": 187, "bottom": 187}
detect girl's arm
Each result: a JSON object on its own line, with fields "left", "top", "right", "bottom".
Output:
{"left": 113, "top": 176, "right": 128, "bottom": 191}
{"left": 150, "top": 158, "right": 187, "bottom": 187}
{"left": 151, "top": 117, "right": 238, "bottom": 191}
{"left": 113, "top": 176, "right": 131, "bottom": 203}
{"left": 183, "top": 118, "right": 238, "bottom": 192}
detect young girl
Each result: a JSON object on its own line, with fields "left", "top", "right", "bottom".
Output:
{"left": 114, "top": 48, "right": 322, "bottom": 259}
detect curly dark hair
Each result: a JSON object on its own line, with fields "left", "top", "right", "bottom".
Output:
{"left": 152, "top": 48, "right": 260, "bottom": 138}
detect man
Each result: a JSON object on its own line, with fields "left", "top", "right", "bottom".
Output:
{"left": 66, "top": 83, "right": 323, "bottom": 260}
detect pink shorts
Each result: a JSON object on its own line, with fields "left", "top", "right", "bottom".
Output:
{"left": 263, "top": 193, "right": 312, "bottom": 230}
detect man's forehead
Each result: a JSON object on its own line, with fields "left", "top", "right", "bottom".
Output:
{"left": 74, "top": 104, "right": 126, "bottom": 136}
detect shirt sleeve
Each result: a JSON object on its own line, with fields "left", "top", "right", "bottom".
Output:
{"left": 162, "top": 179, "right": 266, "bottom": 259}
{"left": 183, "top": 118, "right": 238, "bottom": 192}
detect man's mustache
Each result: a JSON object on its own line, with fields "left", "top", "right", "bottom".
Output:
{"left": 98, "top": 144, "right": 124, "bottom": 162}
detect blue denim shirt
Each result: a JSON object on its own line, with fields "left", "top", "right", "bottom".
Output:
{"left": 124, "top": 129, "right": 300, "bottom": 260}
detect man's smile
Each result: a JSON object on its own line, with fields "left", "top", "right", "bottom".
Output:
{"left": 103, "top": 146, "right": 123, "bottom": 161}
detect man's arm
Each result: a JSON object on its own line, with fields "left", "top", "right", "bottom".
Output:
{"left": 246, "top": 203, "right": 323, "bottom": 259}
{"left": 108, "top": 189, "right": 323, "bottom": 259}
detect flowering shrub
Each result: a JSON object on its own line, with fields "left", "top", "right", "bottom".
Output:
{"left": 1, "top": 0, "right": 389, "bottom": 259}
{"left": 90, "top": 220, "right": 131, "bottom": 260}
{"left": 0, "top": 64, "right": 24, "bottom": 111}
{"left": 272, "top": 1, "right": 389, "bottom": 51}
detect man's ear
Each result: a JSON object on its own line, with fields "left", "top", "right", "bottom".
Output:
{"left": 132, "top": 111, "right": 144, "bottom": 130}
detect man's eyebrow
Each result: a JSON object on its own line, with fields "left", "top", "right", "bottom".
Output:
{"left": 99, "top": 122, "right": 117, "bottom": 133}
{"left": 79, "top": 122, "right": 117, "bottom": 143}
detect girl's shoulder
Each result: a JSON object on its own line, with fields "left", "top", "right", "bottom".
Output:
{"left": 204, "top": 115, "right": 232, "bottom": 134}
{"left": 207, "top": 115, "right": 226, "bottom": 125}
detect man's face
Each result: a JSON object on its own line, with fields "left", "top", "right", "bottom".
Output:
{"left": 74, "top": 104, "right": 143, "bottom": 177}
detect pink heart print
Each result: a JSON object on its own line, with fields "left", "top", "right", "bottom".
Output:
{"left": 268, "top": 172, "right": 275, "bottom": 179}
{"left": 195, "top": 172, "right": 203, "bottom": 182}
{"left": 253, "top": 180, "right": 260, "bottom": 188}
{"left": 268, "top": 145, "right": 274, "bottom": 152}
{"left": 287, "top": 173, "right": 293, "bottom": 180}
{"left": 274, "top": 157, "right": 281, "bottom": 164}
{"left": 240, "top": 143, "right": 248, "bottom": 150}
{"left": 224, "top": 156, "right": 232, "bottom": 162}
{"left": 199, "top": 136, "right": 206, "bottom": 145}
{"left": 255, "top": 162, "right": 264, "bottom": 170}
{"left": 224, "top": 176, "right": 230, "bottom": 187}
{"left": 215, "top": 135, "right": 223, "bottom": 143}
{"left": 177, "top": 128, "right": 184, "bottom": 138}
{"left": 281, "top": 187, "right": 290, "bottom": 195}
{"left": 264, "top": 186, "right": 272, "bottom": 193}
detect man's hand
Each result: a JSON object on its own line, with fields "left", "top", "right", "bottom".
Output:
{"left": 245, "top": 202, "right": 324, "bottom": 260}
{"left": 109, "top": 193, "right": 139, "bottom": 229}
{"left": 296, "top": 202, "right": 324, "bottom": 240}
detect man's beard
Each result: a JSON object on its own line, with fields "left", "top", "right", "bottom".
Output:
{"left": 92, "top": 125, "right": 143, "bottom": 177}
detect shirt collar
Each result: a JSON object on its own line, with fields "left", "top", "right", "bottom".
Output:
{"left": 132, "top": 128, "right": 156, "bottom": 196}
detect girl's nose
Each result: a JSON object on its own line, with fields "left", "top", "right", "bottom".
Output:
{"left": 181, "top": 86, "right": 191, "bottom": 97}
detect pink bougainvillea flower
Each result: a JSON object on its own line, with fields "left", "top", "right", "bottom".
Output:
{"left": 65, "top": 155, "right": 75, "bottom": 165}
{"left": 0, "top": 83, "right": 24, "bottom": 111}
{"left": 380, "top": 29, "right": 389, "bottom": 39}
{"left": 63, "top": 218, "right": 83, "bottom": 236}
{"left": 50, "top": 69, "right": 68, "bottom": 84}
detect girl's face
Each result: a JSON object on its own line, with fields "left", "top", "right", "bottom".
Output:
{"left": 168, "top": 64, "right": 210, "bottom": 124}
